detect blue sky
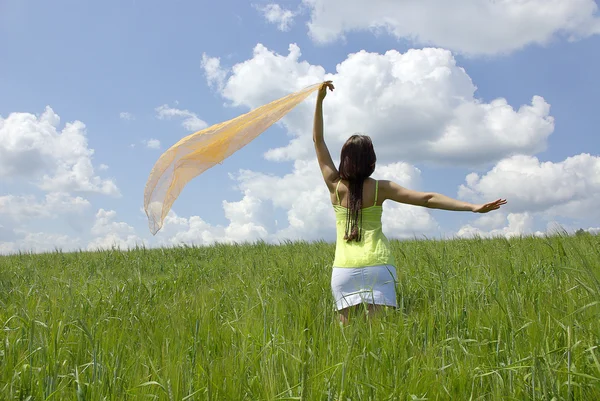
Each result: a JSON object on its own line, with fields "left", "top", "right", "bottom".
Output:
{"left": 1, "top": 0, "right": 600, "bottom": 252}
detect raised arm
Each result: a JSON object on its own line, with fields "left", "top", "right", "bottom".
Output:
{"left": 379, "top": 180, "right": 506, "bottom": 213}
{"left": 313, "top": 81, "right": 339, "bottom": 191}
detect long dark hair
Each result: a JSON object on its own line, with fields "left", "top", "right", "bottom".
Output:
{"left": 338, "top": 134, "right": 376, "bottom": 242}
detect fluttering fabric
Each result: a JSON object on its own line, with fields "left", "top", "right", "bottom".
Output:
{"left": 144, "top": 82, "right": 323, "bottom": 235}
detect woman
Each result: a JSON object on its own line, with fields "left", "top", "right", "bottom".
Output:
{"left": 313, "top": 81, "right": 506, "bottom": 324}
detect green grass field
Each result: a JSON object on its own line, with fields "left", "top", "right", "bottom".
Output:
{"left": 1, "top": 234, "right": 600, "bottom": 400}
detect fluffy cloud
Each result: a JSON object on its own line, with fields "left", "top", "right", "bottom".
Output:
{"left": 257, "top": 3, "right": 296, "bottom": 31}
{"left": 205, "top": 44, "right": 553, "bottom": 167}
{"left": 0, "top": 192, "right": 90, "bottom": 222}
{"left": 0, "top": 192, "right": 91, "bottom": 254}
{"left": 155, "top": 104, "right": 208, "bottom": 132}
{"left": 156, "top": 189, "right": 272, "bottom": 246}
{"left": 192, "top": 43, "right": 558, "bottom": 243}
{"left": 87, "top": 209, "right": 145, "bottom": 251}
{"left": 0, "top": 107, "right": 120, "bottom": 196}
{"left": 376, "top": 163, "right": 440, "bottom": 238}
{"left": 234, "top": 159, "right": 336, "bottom": 241}
{"left": 456, "top": 212, "right": 543, "bottom": 239}
{"left": 458, "top": 153, "right": 600, "bottom": 219}
{"left": 156, "top": 194, "right": 271, "bottom": 246}
{"left": 236, "top": 160, "right": 438, "bottom": 241}
{"left": 0, "top": 231, "right": 80, "bottom": 254}
{"left": 159, "top": 213, "right": 226, "bottom": 246}
{"left": 302, "top": 0, "right": 600, "bottom": 55}
{"left": 201, "top": 54, "right": 227, "bottom": 91}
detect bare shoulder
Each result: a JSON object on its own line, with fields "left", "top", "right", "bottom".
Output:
{"left": 332, "top": 178, "right": 380, "bottom": 206}
{"left": 376, "top": 180, "right": 397, "bottom": 200}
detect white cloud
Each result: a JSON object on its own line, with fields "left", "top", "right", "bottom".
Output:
{"left": 235, "top": 161, "right": 334, "bottom": 241}
{"left": 236, "top": 159, "right": 438, "bottom": 241}
{"left": 201, "top": 54, "right": 227, "bottom": 91}
{"left": 157, "top": 206, "right": 268, "bottom": 247}
{"left": 156, "top": 193, "right": 271, "bottom": 246}
{"left": 0, "top": 192, "right": 92, "bottom": 254}
{"left": 303, "top": 0, "right": 600, "bottom": 55}
{"left": 459, "top": 153, "right": 600, "bottom": 219}
{"left": 0, "top": 231, "right": 80, "bottom": 254}
{"left": 87, "top": 209, "right": 145, "bottom": 251}
{"left": 119, "top": 112, "right": 135, "bottom": 120}
{"left": 191, "top": 43, "right": 558, "bottom": 244}
{"left": 159, "top": 213, "right": 222, "bottom": 246}
{"left": 0, "top": 192, "right": 90, "bottom": 222}
{"left": 205, "top": 44, "right": 553, "bottom": 167}
{"left": 257, "top": 3, "right": 296, "bottom": 31}
{"left": 144, "top": 139, "right": 161, "bottom": 149}
{"left": 0, "top": 107, "right": 120, "bottom": 196}
{"left": 155, "top": 104, "right": 208, "bottom": 132}
{"left": 99, "top": 164, "right": 109, "bottom": 171}
{"left": 456, "top": 212, "right": 544, "bottom": 239}
{"left": 222, "top": 195, "right": 270, "bottom": 242}
{"left": 372, "top": 162, "right": 439, "bottom": 238}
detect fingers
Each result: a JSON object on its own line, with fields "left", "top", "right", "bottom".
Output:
{"left": 476, "top": 198, "right": 507, "bottom": 213}
{"left": 485, "top": 199, "right": 507, "bottom": 212}
{"left": 490, "top": 199, "right": 507, "bottom": 207}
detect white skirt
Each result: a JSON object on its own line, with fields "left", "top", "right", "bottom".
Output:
{"left": 331, "top": 265, "right": 398, "bottom": 311}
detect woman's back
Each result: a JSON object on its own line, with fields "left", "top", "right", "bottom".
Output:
{"left": 330, "top": 177, "right": 381, "bottom": 208}
{"left": 332, "top": 178, "right": 394, "bottom": 268}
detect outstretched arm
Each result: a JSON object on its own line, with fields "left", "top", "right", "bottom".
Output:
{"left": 379, "top": 180, "right": 506, "bottom": 213}
{"left": 313, "top": 81, "right": 339, "bottom": 191}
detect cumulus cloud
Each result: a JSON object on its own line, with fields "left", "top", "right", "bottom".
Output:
{"left": 257, "top": 3, "right": 296, "bottom": 31}
{"left": 119, "top": 112, "right": 135, "bottom": 120}
{"left": 155, "top": 104, "right": 208, "bottom": 132}
{"left": 201, "top": 54, "right": 228, "bottom": 90}
{"left": 454, "top": 152, "right": 600, "bottom": 239}
{"left": 159, "top": 213, "right": 227, "bottom": 246}
{"left": 157, "top": 193, "right": 272, "bottom": 246}
{"left": 0, "top": 192, "right": 93, "bottom": 254}
{"left": 87, "top": 209, "right": 145, "bottom": 251}
{"left": 204, "top": 44, "right": 553, "bottom": 167}
{"left": 0, "top": 192, "right": 90, "bottom": 222}
{"left": 458, "top": 153, "right": 600, "bottom": 219}
{"left": 376, "top": 163, "right": 440, "bottom": 238}
{"left": 0, "top": 231, "right": 80, "bottom": 254}
{"left": 189, "top": 43, "right": 559, "bottom": 244}
{"left": 303, "top": 0, "right": 600, "bottom": 55}
{"left": 0, "top": 107, "right": 120, "bottom": 196}
{"left": 234, "top": 160, "right": 336, "bottom": 241}
{"left": 456, "top": 212, "right": 544, "bottom": 239}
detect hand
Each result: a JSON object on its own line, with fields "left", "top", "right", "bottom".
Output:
{"left": 472, "top": 199, "right": 507, "bottom": 213}
{"left": 317, "top": 81, "right": 334, "bottom": 101}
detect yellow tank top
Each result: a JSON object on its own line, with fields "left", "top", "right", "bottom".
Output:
{"left": 332, "top": 180, "right": 396, "bottom": 268}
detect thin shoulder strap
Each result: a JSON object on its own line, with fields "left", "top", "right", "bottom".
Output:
{"left": 374, "top": 180, "right": 379, "bottom": 207}
{"left": 335, "top": 180, "right": 341, "bottom": 205}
